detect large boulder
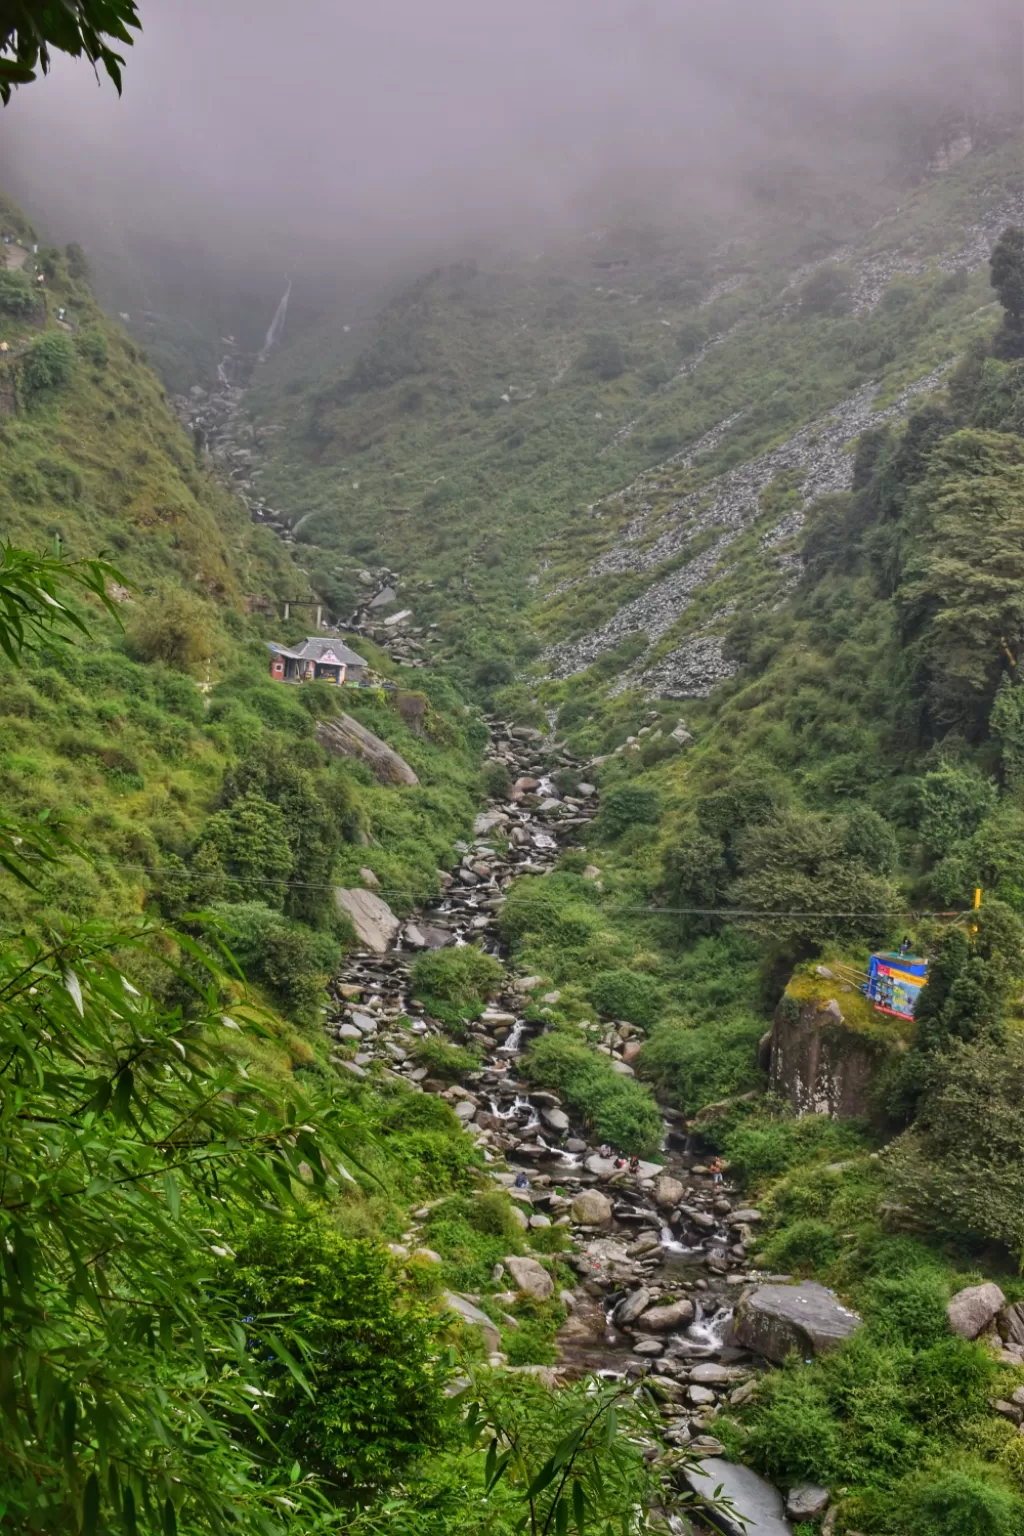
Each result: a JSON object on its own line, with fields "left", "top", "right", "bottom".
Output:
{"left": 786, "top": 1485, "right": 830, "bottom": 1523}
{"left": 612, "top": 1287, "right": 652, "bottom": 1327}
{"left": 334, "top": 888, "right": 401, "bottom": 953}
{"left": 637, "top": 1297, "right": 695, "bottom": 1332}
{"left": 655, "top": 1175, "right": 685, "bottom": 1208}
{"left": 317, "top": 714, "right": 419, "bottom": 787}
{"left": 682, "top": 1458, "right": 791, "bottom": 1536}
{"left": 947, "top": 1282, "right": 1006, "bottom": 1340}
{"left": 504, "top": 1255, "right": 554, "bottom": 1300}
{"left": 735, "top": 1283, "right": 861, "bottom": 1363}
{"left": 443, "top": 1291, "right": 501, "bottom": 1352}
{"left": 571, "top": 1189, "right": 613, "bottom": 1227}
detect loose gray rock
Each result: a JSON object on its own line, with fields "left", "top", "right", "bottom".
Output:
{"left": 443, "top": 1291, "right": 501, "bottom": 1352}
{"left": 735, "top": 1283, "right": 861, "bottom": 1363}
{"left": 637, "top": 1298, "right": 695, "bottom": 1332}
{"left": 786, "top": 1485, "right": 830, "bottom": 1522}
{"left": 542, "top": 1107, "right": 571, "bottom": 1134}
{"left": 504, "top": 1255, "right": 554, "bottom": 1300}
{"left": 683, "top": 1458, "right": 792, "bottom": 1536}
{"left": 948, "top": 1282, "right": 1006, "bottom": 1340}
{"left": 613, "top": 1287, "right": 652, "bottom": 1327}
{"left": 571, "top": 1189, "right": 613, "bottom": 1227}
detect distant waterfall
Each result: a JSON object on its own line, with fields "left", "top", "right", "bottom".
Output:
{"left": 259, "top": 277, "right": 292, "bottom": 361}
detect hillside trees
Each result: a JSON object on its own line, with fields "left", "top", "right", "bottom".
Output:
{"left": 990, "top": 224, "right": 1024, "bottom": 359}
{"left": 895, "top": 430, "right": 1024, "bottom": 735}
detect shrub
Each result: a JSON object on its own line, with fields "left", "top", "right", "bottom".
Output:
{"left": 577, "top": 331, "right": 626, "bottom": 380}
{"left": 525, "top": 1032, "right": 662, "bottom": 1154}
{"left": 916, "top": 764, "right": 997, "bottom": 855}
{"left": 22, "top": 331, "right": 75, "bottom": 397}
{"left": 415, "top": 1037, "right": 481, "bottom": 1082}
{"left": 75, "top": 326, "right": 108, "bottom": 367}
{"left": 424, "top": 1195, "right": 524, "bottom": 1289}
{"left": 128, "top": 590, "right": 219, "bottom": 674}
{"left": 764, "top": 1218, "right": 840, "bottom": 1272}
{"left": 597, "top": 786, "right": 660, "bottom": 840}
{"left": 639, "top": 1014, "right": 764, "bottom": 1114}
{"left": 230, "top": 1218, "right": 452, "bottom": 1492}
{"left": 0, "top": 268, "right": 35, "bottom": 314}
{"left": 894, "top": 1470, "right": 1020, "bottom": 1536}
{"left": 865, "top": 1270, "right": 950, "bottom": 1349}
{"left": 410, "top": 946, "right": 504, "bottom": 1007}
{"left": 799, "top": 263, "right": 852, "bottom": 317}
{"left": 588, "top": 969, "right": 661, "bottom": 1027}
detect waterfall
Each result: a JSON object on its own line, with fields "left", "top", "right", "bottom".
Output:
{"left": 259, "top": 277, "right": 292, "bottom": 362}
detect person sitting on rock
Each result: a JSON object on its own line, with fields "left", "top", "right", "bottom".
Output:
{"left": 598, "top": 1143, "right": 612, "bottom": 1158}
{"left": 628, "top": 1155, "right": 640, "bottom": 1175}
{"left": 514, "top": 1171, "right": 529, "bottom": 1189}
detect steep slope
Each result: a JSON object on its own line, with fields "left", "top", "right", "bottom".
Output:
{"left": 247, "top": 138, "right": 1023, "bottom": 676}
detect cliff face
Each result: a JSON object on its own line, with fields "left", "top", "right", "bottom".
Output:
{"left": 768, "top": 977, "right": 907, "bottom": 1120}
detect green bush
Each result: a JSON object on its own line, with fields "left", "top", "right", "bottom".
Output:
{"left": 639, "top": 1013, "right": 764, "bottom": 1113}
{"left": 424, "top": 1194, "right": 524, "bottom": 1289}
{"left": 865, "top": 1270, "right": 950, "bottom": 1349}
{"left": 0, "top": 268, "right": 35, "bottom": 314}
{"left": 75, "top": 326, "right": 108, "bottom": 367}
{"left": 230, "top": 1217, "right": 452, "bottom": 1492}
{"left": 894, "top": 1470, "right": 1020, "bottom": 1536}
{"left": 597, "top": 786, "right": 660, "bottom": 840}
{"left": 588, "top": 969, "right": 661, "bottom": 1026}
{"left": 415, "top": 1037, "right": 481, "bottom": 1082}
{"left": 577, "top": 331, "right": 626, "bottom": 380}
{"left": 21, "top": 331, "right": 75, "bottom": 397}
{"left": 212, "top": 902, "right": 340, "bottom": 1023}
{"left": 410, "top": 946, "right": 504, "bottom": 1007}
{"left": 525, "top": 1032, "right": 662, "bottom": 1154}
{"left": 764, "top": 1217, "right": 840, "bottom": 1272}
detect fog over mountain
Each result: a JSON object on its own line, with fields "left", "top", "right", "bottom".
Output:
{"left": 0, "top": 0, "right": 1019, "bottom": 315}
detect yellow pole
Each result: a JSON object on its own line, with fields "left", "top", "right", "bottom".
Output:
{"left": 974, "top": 888, "right": 982, "bottom": 910}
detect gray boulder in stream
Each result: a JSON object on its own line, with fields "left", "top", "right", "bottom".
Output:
{"left": 334, "top": 889, "right": 401, "bottom": 953}
{"left": 683, "top": 1458, "right": 791, "bottom": 1535}
{"left": 735, "top": 1282, "right": 861, "bottom": 1363}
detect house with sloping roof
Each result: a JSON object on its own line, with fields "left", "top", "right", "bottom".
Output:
{"left": 266, "top": 637, "right": 369, "bottom": 686}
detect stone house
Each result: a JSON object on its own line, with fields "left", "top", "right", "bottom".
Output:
{"left": 266, "top": 637, "right": 369, "bottom": 686}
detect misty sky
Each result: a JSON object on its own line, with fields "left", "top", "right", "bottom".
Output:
{"left": 0, "top": 0, "right": 1019, "bottom": 298}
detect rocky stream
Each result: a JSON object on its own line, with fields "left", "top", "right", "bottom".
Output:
{"left": 323, "top": 715, "right": 853, "bottom": 1535}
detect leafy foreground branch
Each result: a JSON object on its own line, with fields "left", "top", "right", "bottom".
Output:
{"left": 0, "top": 915, "right": 362, "bottom": 1534}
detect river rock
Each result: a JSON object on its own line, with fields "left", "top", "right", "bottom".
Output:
{"left": 443, "top": 1291, "right": 501, "bottom": 1352}
{"left": 947, "top": 1282, "right": 1006, "bottom": 1339}
{"left": 690, "top": 1362, "right": 747, "bottom": 1385}
{"left": 317, "top": 715, "right": 419, "bottom": 786}
{"left": 613, "top": 1287, "right": 652, "bottom": 1326}
{"left": 475, "top": 810, "right": 509, "bottom": 835}
{"left": 571, "top": 1189, "right": 613, "bottom": 1227}
{"left": 735, "top": 1283, "right": 861, "bottom": 1363}
{"left": 655, "top": 1175, "right": 685, "bottom": 1208}
{"left": 637, "top": 1298, "right": 695, "bottom": 1332}
{"left": 786, "top": 1485, "right": 830, "bottom": 1522}
{"left": 683, "top": 1458, "right": 792, "bottom": 1536}
{"left": 334, "top": 889, "right": 401, "bottom": 952}
{"left": 542, "top": 1107, "right": 571, "bottom": 1134}
{"left": 504, "top": 1256, "right": 554, "bottom": 1300}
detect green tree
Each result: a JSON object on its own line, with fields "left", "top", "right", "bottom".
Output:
{"left": 989, "top": 224, "right": 1024, "bottom": 359}
{"left": 912, "top": 900, "right": 1023, "bottom": 1054}
{"left": 0, "top": 0, "right": 139, "bottom": 103}
{"left": 597, "top": 785, "right": 659, "bottom": 840}
{"left": 896, "top": 430, "right": 1024, "bottom": 733}
{"left": 799, "top": 262, "right": 852, "bottom": 317}
{"left": 231, "top": 1217, "right": 452, "bottom": 1493}
{"left": 200, "top": 792, "right": 295, "bottom": 904}
{"left": 886, "top": 1032, "right": 1024, "bottom": 1256}
{"left": 731, "top": 809, "right": 897, "bottom": 953}
{"left": 577, "top": 331, "right": 626, "bottom": 380}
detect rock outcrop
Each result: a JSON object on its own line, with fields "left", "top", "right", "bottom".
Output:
{"left": 334, "top": 889, "right": 402, "bottom": 953}
{"left": 735, "top": 1282, "right": 861, "bottom": 1363}
{"left": 316, "top": 714, "right": 419, "bottom": 786}
{"left": 769, "top": 991, "right": 898, "bottom": 1119}
{"left": 504, "top": 1255, "right": 555, "bottom": 1300}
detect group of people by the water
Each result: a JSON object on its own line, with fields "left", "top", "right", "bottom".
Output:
{"left": 598, "top": 1144, "right": 641, "bottom": 1175}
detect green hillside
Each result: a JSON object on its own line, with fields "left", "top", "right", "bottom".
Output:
{"left": 233, "top": 132, "right": 1024, "bottom": 1532}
